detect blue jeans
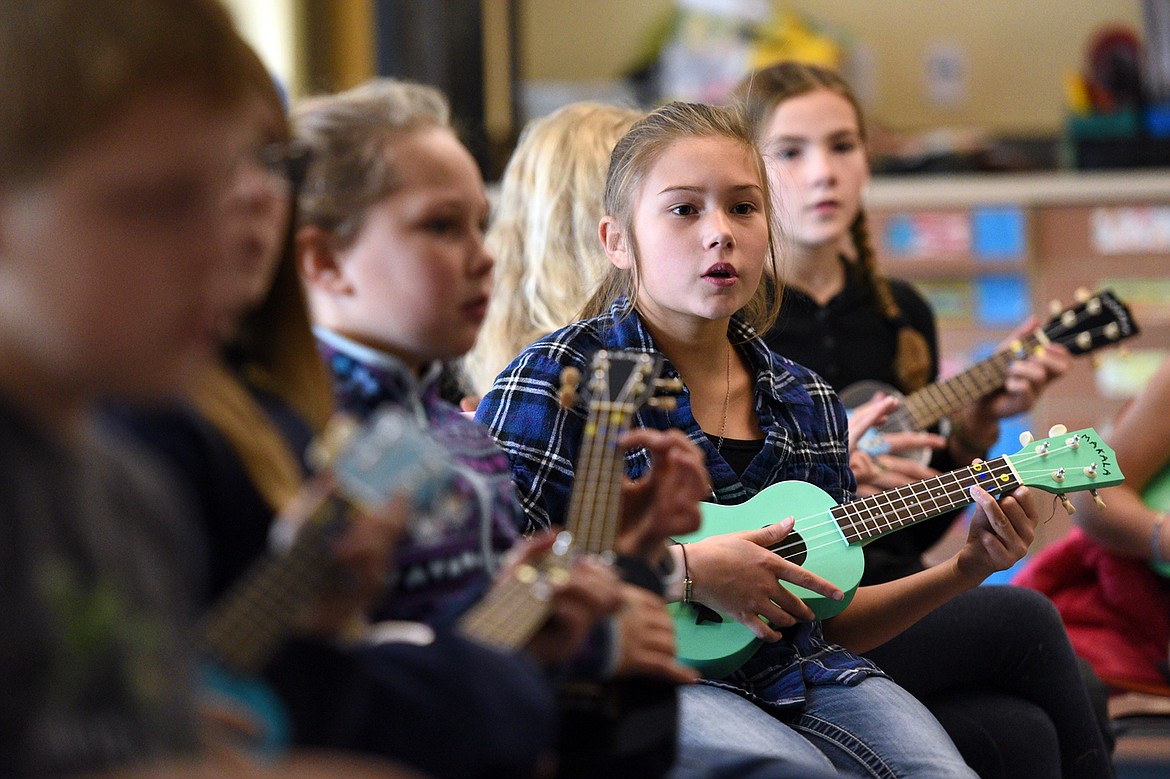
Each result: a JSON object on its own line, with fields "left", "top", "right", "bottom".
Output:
{"left": 678, "top": 677, "right": 977, "bottom": 778}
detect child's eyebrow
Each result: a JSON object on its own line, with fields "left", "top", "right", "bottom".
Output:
{"left": 767, "top": 135, "right": 807, "bottom": 145}
{"left": 657, "top": 183, "right": 763, "bottom": 196}
{"left": 769, "top": 128, "right": 858, "bottom": 145}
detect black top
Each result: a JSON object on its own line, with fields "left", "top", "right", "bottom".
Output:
{"left": 104, "top": 379, "right": 558, "bottom": 776}
{"left": 764, "top": 262, "right": 938, "bottom": 394}
{"left": 104, "top": 387, "right": 312, "bottom": 604}
{"left": 764, "top": 262, "right": 964, "bottom": 584}
{"left": 708, "top": 435, "right": 767, "bottom": 480}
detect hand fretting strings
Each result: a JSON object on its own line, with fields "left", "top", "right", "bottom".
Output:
{"left": 902, "top": 348, "right": 1025, "bottom": 430}
{"left": 462, "top": 360, "right": 638, "bottom": 647}
{"left": 764, "top": 440, "right": 1085, "bottom": 562}
{"left": 901, "top": 302, "right": 1115, "bottom": 430}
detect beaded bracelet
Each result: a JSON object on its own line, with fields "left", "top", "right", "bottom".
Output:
{"left": 1152, "top": 514, "right": 1168, "bottom": 566}
{"left": 680, "top": 543, "right": 693, "bottom": 604}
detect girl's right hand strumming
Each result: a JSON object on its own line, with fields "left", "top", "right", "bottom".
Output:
{"left": 685, "top": 518, "right": 843, "bottom": 641}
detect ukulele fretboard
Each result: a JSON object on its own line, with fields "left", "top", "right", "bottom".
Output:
{"left": 901, "top": 338, "right": 1040, "bottom": 431}
{"left": 565, "top": 399, "right": 630, "bottom": 555}
{"left": 459, "top": 563, "right": 556, "bottom": 649}
{"left": 833, "top": 456, "right": 1020, "bottom": 544}
{"left": 198, "top": 489, "right": 346, "bottom": 675}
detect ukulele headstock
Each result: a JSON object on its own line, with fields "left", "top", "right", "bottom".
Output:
{"left": 1004, "top": 424, "right": 1124, "bottom": 513}
{"left": 560, "top": 349, "right": 679, "bottom": 416}
{"left": 1040, "top": 288, "right": 1139, "bottom": 357}
{"left": 328, "top": 406, "right": 454, "bottom": 515}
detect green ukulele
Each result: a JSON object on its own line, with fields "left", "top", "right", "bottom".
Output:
{"left": 669, "top": 426, "right": 1124, "bottom": 678}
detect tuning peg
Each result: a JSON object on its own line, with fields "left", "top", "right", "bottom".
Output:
{"left": 558, "top": 367, "right": 581, "bottom": 408}
{"left": 1060, "top": 494, "right": 1077, "bottom": 515}
{"left": 1019, "top": 431, "right": 1035, "bottom": 447}
{"left": 1048, "top": 424, "right": 1067, "bottom": 437}
{"left": 552, "top": 530, "right": 574, "bottom": 555}
{"left": 1104, "top": 322, "right": 1120, "bottom": 341}
{"left": 653, "top": 377, "right": 684, "bottom": 394}
{"left": 306, "top": 414, "right": 359, "bottom": 470}
{"left": 1083, "top": 463, "right": 1098, "bottom": 479}
{"left": 1075, "top": 332, "right": 1093, "bottom": 351}
{"left": 1075, "top": 287, "right": 1091, "bottom": 303}
{"left": 1048, "top": 299, "right": 1063, "bottom": 317}
{"left": 647, "top": 396, "right": 678, "bottom": 412}
{"left": 1090, "top": 489, "right": 1106, "bottom": 509}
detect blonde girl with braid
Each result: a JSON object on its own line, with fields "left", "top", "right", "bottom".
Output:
{"left": 733, "top": 62, "right": 1114, "bottom": 779}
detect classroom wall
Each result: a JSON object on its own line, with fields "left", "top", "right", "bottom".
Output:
{"left": 222, "top": 0, "right": 376, "bottom": 97}
{"left": 221, "top": 0, "right": 301, "bottom": 92}
{"left": 520, "top": 0, "right": 1144, "bottom": 134}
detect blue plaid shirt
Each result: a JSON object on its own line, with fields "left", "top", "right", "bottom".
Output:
{"left": 475, "top": 299, "right": 884, "bottom": 711}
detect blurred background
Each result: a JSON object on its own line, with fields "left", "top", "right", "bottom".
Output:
{"left": 223, "top": 0, "right": 1154, "bottom": 178}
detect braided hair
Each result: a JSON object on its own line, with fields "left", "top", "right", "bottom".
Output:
{"left": 733, "top": 60, "right": 931, "bottom": 392}
{"left": 848, "top": 209, "right": 931, "bottom": 391}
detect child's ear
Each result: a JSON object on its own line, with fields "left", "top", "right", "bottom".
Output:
{"left": 296, "top": 224, "right": 351, "bottom": 295}
{"left": 599, "top": 216, "right": 632, "bottom": 270}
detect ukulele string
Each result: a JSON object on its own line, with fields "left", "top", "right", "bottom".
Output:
{"left": 764, "top": 439, "right": 1094, "bottom": 560}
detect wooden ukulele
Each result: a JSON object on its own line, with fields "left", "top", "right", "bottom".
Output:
{"left": 843, "top": 288, "right": 1139, "bottom": 464}
{"left": 198, "top": 407, "right": 455, "bottom": 757}
{"left": 461, "top": 349, "right": 682, "bottom": 777}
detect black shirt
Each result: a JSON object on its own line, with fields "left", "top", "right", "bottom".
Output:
{"left": 707, "top": 435, "right": 766, "bottom": 480}
{"left": 764, "top": 262, "right": 938, "bottom": 393}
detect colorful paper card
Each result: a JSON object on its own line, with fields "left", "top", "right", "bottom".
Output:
{"left": 1098, "top": 277, "right": 1170, "bottom": 327}
{"left": 972, "top": 206, "right": 1026, "bottom": 261}
{"left": 1090, "top": 206, "right": 1170, "bottom": 255}
{"left": 882, "top": 211, "right": 971, "bottom": 258}
{"left": 914, "top": 280, "right": 972, "bottom": 323}
{"left": 974, "top": 274, "right": 1030, "bottom": 327}
{"left": 1094, "top": 348, "right": 1168, "bottom": 399}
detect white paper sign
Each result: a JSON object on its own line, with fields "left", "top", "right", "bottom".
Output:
{"left": 1091, "top": 206, "right": 1170, "bottom": 255}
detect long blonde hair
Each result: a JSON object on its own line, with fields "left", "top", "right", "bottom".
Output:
{"left": 465, "top": 102, "right": 642, "bottom": 393}
{"left": 581, "top": 101, "right": 782, "bottom": 336}
{"left": 190, "top": 44, "right": 333, "bottom": 514}
{"left": 733, "top": 61, "right": 931, "bottom": 392}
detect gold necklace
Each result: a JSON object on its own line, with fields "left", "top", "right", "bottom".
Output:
{"left": 715, "top": 343, "right": 730, "bottom": 452}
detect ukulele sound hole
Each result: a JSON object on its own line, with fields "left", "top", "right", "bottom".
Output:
{"left": 767, "top": 528, "right": 807, "bottom": 567}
